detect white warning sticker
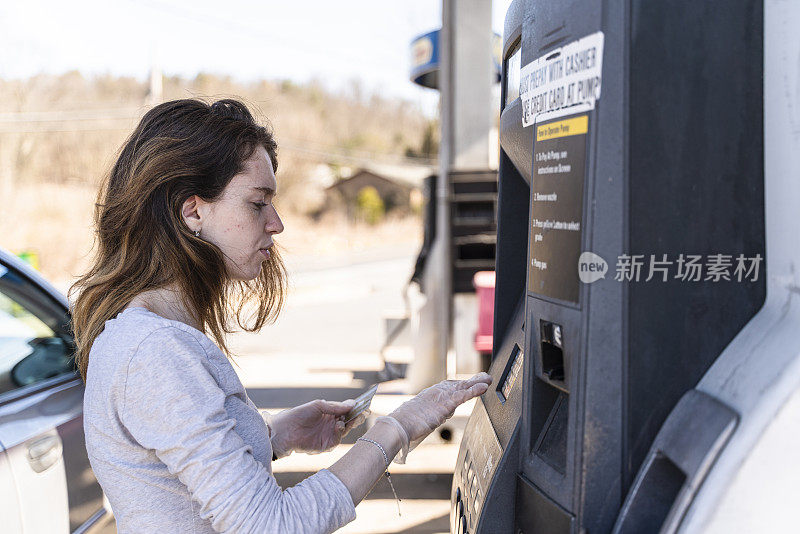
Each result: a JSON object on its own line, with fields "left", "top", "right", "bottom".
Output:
{"left": 520, "top": 31, "right": 604, "bottom": 127}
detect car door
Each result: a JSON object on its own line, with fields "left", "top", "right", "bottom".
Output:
{"left": 0, "top": 253, "right": 109, "bottom": 533}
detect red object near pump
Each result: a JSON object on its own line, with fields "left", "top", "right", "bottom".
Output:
{"left": 473, "top": 271, "right": 495, "bottom": 355}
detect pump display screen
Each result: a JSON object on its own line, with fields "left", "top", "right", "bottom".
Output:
{"left": 528, "top": 113, "right": 589, "bottom": 303}
{"left": 505, "top": 40, "right": 522, "bottom": 107}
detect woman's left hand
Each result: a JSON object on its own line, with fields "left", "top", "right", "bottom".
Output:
{"left": 269, "top": 398, "right": 368, "bottom": 456}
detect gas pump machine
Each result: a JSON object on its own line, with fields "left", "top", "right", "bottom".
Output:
{"left": 452, "top": 0, "right": 800, "bottom": 532}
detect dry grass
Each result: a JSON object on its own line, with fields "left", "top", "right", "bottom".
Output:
{"left": 1, "top": 183, "right": 98, "bottom": 282}
{"left": 0, "top": 73, "right": 429, "bottom": 285}
{"left": 0, "top": 73, "right": 435, "bottom": 202}
{"left": 0, "top": 182, "right": 422, "bottom": 285}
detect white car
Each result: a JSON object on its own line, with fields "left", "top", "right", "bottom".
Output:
{"left": 0, "top": 247, "right": 113, "bottom": 533}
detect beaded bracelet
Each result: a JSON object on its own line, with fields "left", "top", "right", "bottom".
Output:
{"left": 357, "top": 437, "right": 402, "bottom": 516}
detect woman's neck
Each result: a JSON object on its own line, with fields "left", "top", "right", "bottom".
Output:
{"left": 127, "top": 285, "right": 203, "bottom": 332}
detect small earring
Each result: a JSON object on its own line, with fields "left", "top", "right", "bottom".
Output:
{"left": 194, "top": 230, "right": 201, "bottom": 237}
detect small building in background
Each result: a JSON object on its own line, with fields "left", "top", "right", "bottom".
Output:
{"left": 325, "top": 164, "right": 431, "bottom": 220}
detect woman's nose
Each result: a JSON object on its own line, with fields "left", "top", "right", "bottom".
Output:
{"left": 267, "top": 207, "right": 284, "bottom": 235}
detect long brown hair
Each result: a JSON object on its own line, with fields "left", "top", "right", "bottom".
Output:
{"left": 70, "top": 98, "right": 287, "bottom": 382}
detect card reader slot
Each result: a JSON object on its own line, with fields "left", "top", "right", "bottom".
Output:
{"left": 540, "top": 320, "right": 566, "bottom": 386}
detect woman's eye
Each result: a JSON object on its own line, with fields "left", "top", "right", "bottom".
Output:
{"left": 252, "top": 202, "right": 267, "bottom": 210}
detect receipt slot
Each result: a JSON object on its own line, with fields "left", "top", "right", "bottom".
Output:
{"left": 451, "top": 1, "right": 800, "bottom": 533}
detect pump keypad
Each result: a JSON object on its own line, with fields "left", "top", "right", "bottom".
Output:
{"left": 453, "top": 397, "right": 503, "bottom": 533}
{"left": 457, "top": 452, "right": 485, "bottom": 532}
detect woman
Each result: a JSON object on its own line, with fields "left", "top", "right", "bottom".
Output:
{"left": 71, "top": 98, "right": 491, "bottom": 533}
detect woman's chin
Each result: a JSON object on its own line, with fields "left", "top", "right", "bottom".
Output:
{"left": 224, "top": 265, "right": 261, "bottom": 282}
{"left": 250, "top": 262, "right": 267, "bottom": 280}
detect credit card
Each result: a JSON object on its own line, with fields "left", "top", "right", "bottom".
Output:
{"left": 344, "top": 384, "right": 378, "bottom": 423}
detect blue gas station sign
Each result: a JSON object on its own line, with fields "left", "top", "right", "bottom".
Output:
{"left": 410, "top": 29, "right": 501, "bottom": 89}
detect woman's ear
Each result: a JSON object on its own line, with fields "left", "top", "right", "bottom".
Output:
{"left": 181, "top": 195, "right": 204, "bottom": 233}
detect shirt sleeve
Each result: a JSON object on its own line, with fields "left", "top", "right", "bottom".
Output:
{"left": 254, "top": 407, "right": 290, "bottom": 460}
{"left": 119, "top": 326, "right": 356, "bottom": 534}
{"left": 255, "top": 406, "right": 295, "bottom": 460}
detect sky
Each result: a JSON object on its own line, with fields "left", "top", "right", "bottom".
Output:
{"left": 0, "top": 0, "right": 514, "bottom": 113}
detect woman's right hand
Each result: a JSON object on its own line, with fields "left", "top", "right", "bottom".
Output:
{"left": 378, "top": 372, "right": 492, "bottom": 462}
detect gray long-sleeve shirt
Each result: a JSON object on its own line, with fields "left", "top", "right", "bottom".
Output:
{"left": 83, "top": 306, "right": 356, "bottom": 533}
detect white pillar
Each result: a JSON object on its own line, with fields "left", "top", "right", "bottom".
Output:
{"left": 409, "top": 0, "right": 494, "bottom": 389}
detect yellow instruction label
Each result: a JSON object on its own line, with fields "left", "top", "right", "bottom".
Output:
{"left": 536, "top": 115, "right": 588, "bottom": 141}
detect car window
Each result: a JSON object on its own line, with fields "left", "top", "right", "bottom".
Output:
{"left": 0, "top": 266, "right": 76, "bottom": 395}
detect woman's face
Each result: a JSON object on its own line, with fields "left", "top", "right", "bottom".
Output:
{"left": 185, "top": 145, "right": 284, "bottom": 281}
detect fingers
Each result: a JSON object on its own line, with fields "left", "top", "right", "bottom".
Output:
{"left": 346, "top": 409, "right": 368, "bottom": 428}
{"left": 462, "top": 372, "right": 492, "bottom": 388}
{"left": 317, "top": 398, "right": 356, "bottom": 416}
{"left": 469, "top": 380, "right": 490, "bottom": 395}
{"left": 342, "top": 410, "right": 369, "bottom": 436}
{"left": 439, "top": 373, "right": 492, "bottom": 395}
{"left": 458, "top": 383, "right": 489, "bottom": 405}
{"left": 445, "top": 378, "right": 491, "bottom": 408}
